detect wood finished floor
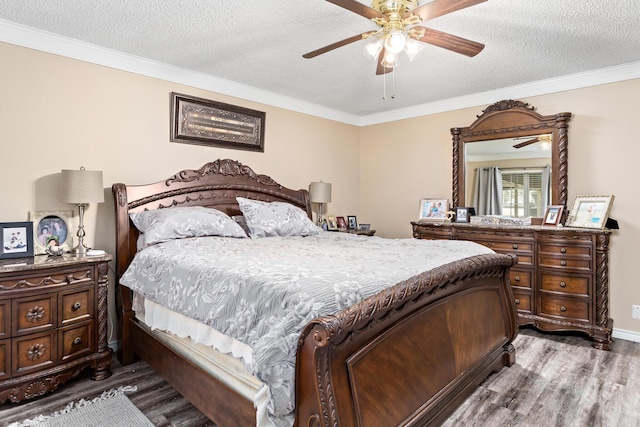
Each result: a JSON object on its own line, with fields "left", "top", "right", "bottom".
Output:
{"left": 1, "top": 328, "right": 639, "bottom": 426}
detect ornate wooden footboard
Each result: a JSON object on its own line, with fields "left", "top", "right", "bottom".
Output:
{"left": 112, "top": 159, "right": 518, "bottom": 426}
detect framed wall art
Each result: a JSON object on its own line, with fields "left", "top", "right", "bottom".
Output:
{"left": 418, "top": 198, "right": 448, "bottom": 222}
{"left": 1, "top": 222, "right": 34, "bottom": 259}
{"left": 170, "top": 92, "right": 265, "bottom": 152}
{"left": 565, "top": 195, "right": 614, "bottom": 230}
{"left": 29, "top": 210, "right": 75, "bottom": 255}
{"left": 543, "top": 205, "right": 564, "bottom": 226}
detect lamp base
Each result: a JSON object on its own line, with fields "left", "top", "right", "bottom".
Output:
{"left": 70, "top": 242, "right": 91, "bottom": 257}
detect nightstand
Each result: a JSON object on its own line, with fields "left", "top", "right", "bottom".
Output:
{"left": 0, "top": 254, "right": 112, "bottom": 403}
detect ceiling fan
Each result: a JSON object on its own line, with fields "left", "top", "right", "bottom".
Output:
{"left": 513, "top": 134, "right": 552, "bottom": 150}
{"left": 303, "top": 0, "right": 487, "bottom": 75}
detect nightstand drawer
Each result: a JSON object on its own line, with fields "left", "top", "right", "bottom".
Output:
{"left": 0, "top": 267, "right": 93, "bottom": 290}
{"left": 13, "top": 331, "right": 56, "bottom": 376}
{"left": 60, "top": 286, "right": 94, "bottom": 326}
{"left": 510, "top": 269, "right": 532, "bottom": 289}
{"left": 540, "top": 295, "right": 589, "bottom": 322}
{"left": 0, "top": 339, "right": 9, "bottom": 380}
{"left": 59, "top": 322, "right": 94, "bottom": 362}
{"left": 0, "top": 301, "right": 8, "bottom": 339}
{"left": 540, "top": 274, "right": 590, "bottom": 295}
{"left": 13, "top": 294, "right": 56, "bottom": 336}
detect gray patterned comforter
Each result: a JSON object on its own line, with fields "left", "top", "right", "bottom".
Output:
{"left": 120, "top": 232, "right": 492, "bottom": 425}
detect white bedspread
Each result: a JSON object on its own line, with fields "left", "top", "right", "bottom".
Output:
{"left": 120, "top": 231, "right": 492, "bottom": 426}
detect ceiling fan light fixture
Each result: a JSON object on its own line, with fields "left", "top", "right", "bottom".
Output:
{"left": 404, "top": 37, "right": 425, "bottom": 62}
{"left": 381, "top": 51, "right": 397, "bottom": 68}
{"left": 384, "top": 30, "right": 406, "bottom": 54}
{"left": 364, "top": 38, "right": 383, "bottom": 60}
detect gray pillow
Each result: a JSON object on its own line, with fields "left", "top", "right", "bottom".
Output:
{"left": 130, "top": 206, "right": 247, "bottom": 245}
{"left": 236, "top": 197, "right": 321, "bottom": 238}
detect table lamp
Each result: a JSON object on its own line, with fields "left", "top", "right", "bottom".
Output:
{"left": 60, "top": 167, "right": 104, "bottom": 256}
{"left": 309, "top": 181, "right": 331, "bottom": 226}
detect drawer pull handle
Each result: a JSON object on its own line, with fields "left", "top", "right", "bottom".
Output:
{"left": 514, "top": 298, "right": 520, "bottom": 305}
{"left": 560, "top": 305, "right": 567, "bottom": 312}
{"left": 73, "top": 337, "right": 82, "bottom": 345}
{"left": 26, "top": 306, "right": 45, "bottom": 323}
{"left": 27, "top": 344, "right": 46, "bottom": 360}
{"left": 560, "top": 247, "right": 567, "bottom": 253}
{"left": 560, "top": 281, "right": 567, "bottom": 288}
{"left": 560, "top": 260, "right": 567, "bottom": 266}
{"left": 514, "top": 276, "right": 521, "bottom": 282}
{"left": 72, "top": 302, "right": 82, "bottom": 311}
{"left": 512, "top": 244, "right": 518, "bottom": 249}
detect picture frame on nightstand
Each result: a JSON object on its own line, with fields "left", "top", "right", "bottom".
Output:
{"left": 0, "top": 221, "right": 34, "bottom": 259}
{"left": 29, "top": 210, "right": 75, "bottom": 255}
{"left": 327, "top": 216, "right": 338, "bottom": 231}
{"left": 347, "top": 215, "right": 358, "bottom": 230}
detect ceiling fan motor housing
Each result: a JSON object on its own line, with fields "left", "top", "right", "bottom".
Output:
{"left": 372, "top": 0, "right": 418, "bottom": 15}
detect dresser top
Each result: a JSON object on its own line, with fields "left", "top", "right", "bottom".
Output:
{"left": 411, "top": 221, "right": 613, "bottom": 235}
{"left": 0, "top": 253, "right": 112, "bottom": 273}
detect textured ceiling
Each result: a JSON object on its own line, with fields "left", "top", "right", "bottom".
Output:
{"left": 0, "top": 0, "right": 639, "bottom": 121}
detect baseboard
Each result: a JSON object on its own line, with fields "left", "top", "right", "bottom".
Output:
{"left": 612, "top": 327, "right": 640, "bottom": 343}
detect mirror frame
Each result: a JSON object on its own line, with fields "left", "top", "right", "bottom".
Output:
{"left": 452, "top": 100, "right": 572, "bottom": 212}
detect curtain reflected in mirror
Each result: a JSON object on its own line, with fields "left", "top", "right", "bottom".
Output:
{"left": 472, "top": 165, "right": 550, "bottom": 216}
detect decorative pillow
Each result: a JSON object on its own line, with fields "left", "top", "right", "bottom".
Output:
{"left": 130, "top": 206, "right": 247, "bottom": 245}
{"left": 236, "top": 197, "right": 321, "bottom": 238}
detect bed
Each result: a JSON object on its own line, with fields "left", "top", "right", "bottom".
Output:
{"left": 112, "top": 158, "right": 518, "bottom": 427}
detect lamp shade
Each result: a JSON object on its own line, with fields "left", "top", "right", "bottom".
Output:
{"left": 60, "top": 167, "right": 104, "bottom": 204}
{"left": 309, "top": 181, "right": 331, "bottom": 204}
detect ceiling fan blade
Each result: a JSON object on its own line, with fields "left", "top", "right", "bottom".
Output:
{"left": 303, "top": 33, "right": 366, "bottom": 59}
{"left": 412, "top": 26, "right": 484, "bottom": 57}
{"left": 513, "top": 138, "right": 540, "bottom": 149}
{"left": 376, "top": 48, "right": 393, "bottom": 75}
{"left": 405, "top": 0, "right": 487, "bottom": 22}
{"left": 326, "top": 0, "right": 385, "bottom": 20}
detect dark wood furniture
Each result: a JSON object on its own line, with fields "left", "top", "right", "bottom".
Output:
{"left": 452, "top": 99, "right": 572, "bottom": 212}
{"left": 112, "top": 158, "right": 519, "bottom": 427}
{"left": 412, "top": 222, "right": 613, "bottom": 350}
{"left": 0, "top": 254, "right": 112, "bottom": 403}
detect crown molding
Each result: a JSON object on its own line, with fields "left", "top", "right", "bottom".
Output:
{"left": 2, "top": 18, "right": 639, "bottom": 128}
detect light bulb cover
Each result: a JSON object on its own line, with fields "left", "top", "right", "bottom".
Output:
{"left": 363, "top": 39, "right": 383, "bottom": 60}
{"left": 381, "top": 51, "right": 397, "bottom": 68}
{"left": 384, "top": 30, "right": 406, "bottom": 54}
{"left": 404, "top": 37, "right": 425, "bottom": 62}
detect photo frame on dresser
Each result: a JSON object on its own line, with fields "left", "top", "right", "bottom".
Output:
{"left": 543, "top": 205, "right": 564, "bottom": 226}
{"left": 29, "top": 210, "right": 74, "bottom": 255}
{"left": 0, "top": 222, "right": 34, "bottom": 259}
{"left": 418, "top": 198, "right": 448, "bottom": 222}
{"left": 565, "top": 195, "right": 614, "bottom": 229}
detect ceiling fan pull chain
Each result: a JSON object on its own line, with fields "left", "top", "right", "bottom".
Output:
{"left": 391, "top": 69, "right": 396, "bottom": 99}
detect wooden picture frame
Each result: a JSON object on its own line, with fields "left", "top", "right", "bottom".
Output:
{"left": 170, "top": 92, "right": 265, "bottom": 152}
{"left": 418, "top": 198, "right": 448, "bottom": 222}
{"left": 1, "top": 222, "right": 34, "bottom": 259}
{"left": 327, "top": 215, "right": 338, "bottom": 231}
{"left": 29, "top": 210, "right": 75, "bottom": 255}
{"left": 566, "top": 195, "right": 614, "bottom": 229}
{"left": 336, "top": 216, "right": 347, "bottom": 230}
{"left": 347, "top": 215, "right": 358, "bottom": 230}
{"left": 455, "top": 207, "right": 474, "bottom": 223}
{"left": 543, "top": 205, "right": 564, "bottom": 226}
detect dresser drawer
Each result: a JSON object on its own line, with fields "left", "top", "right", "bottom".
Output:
{"left": 540, "top": 295, "right": 589, "bottom": 322}
{"left": 538, "top": 256, "right": 591, "bottom": 271}
{"left": 0, "top": 339, "right": 9, "bottom": 380}
{"left": 512, "top": 291, "right": 532, "bottom": 313}
{"left": 540, "top": 273, "right": 590, "bottom": 295}
{"left": 0, "top": 267, "right": 93, "bottom": 290}
{"left": 12, "top": 331, "right": 56, "bottom": 376}
{"left": 413, "top": 229, "right": 452, "bottom": 240}
{"left": 59, "top": 322, "right": 94, "bottom": 362}
{"left": 510, "top": 269, "right": 532, "bottom": 289}
{"left": 538, "top": 243, "right": 591, "bottom": 257}
{"left": 0, "top": 301, "right": 8, "bottom": 339}
{"left": 60, "top": 286, "right": 94, "bottom": 326}
{"left": 13, "top": 294, "right": 56, "bottom": 336}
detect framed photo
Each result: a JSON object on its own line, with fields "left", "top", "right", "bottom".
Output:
{"left": 327, "top": 215, "right": 338, "bottom": 231}
{"left": 1, "top": 222, "right": 34, "bottom": 259}
{"left": 455, "top": 207, "right": 474, "bottom": 223}
{"left": 418, "top": 198, "right": 448, "bottom": 222}
{"left": 29, "top": 210, "right": 75, "bottom": 255}
{"left": 336, "top": 216, "right": 347, "bottom": 230}
{"left": 358, "top": 223, "right": 370, "bottom": 232}
{"left": 543, "top": 205, "right": 564, "bottom": 226}
{"left": 347, "top": 215, "right": 358, "bottom": 230}
{"left": 566, "top": 195, "right": 614, "bottom": 229}
{"left": 170, "top": 92, "right": 265, "bottom": 152}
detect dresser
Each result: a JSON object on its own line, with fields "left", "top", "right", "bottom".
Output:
{"left": 412, "top": 222, "right": 613, "bottom": 350}
{"left": 0, "top": 254, "right": 112, "bottom": 403}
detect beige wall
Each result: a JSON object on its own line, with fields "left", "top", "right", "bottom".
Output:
{"left": 361, "top": 80, "right": 640, "bottom": 334}
{"left": 2, "top": 40, "right": 639, "bottom": 338}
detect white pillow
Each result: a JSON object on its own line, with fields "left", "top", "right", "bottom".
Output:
{"left": 130, "top": 206, "right": 247, "bottom": 245}
{"left": 236, "top": 197, "right": 321, "bottom": 238}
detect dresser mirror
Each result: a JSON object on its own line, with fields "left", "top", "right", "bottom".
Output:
{"left": 451, "top": 100, "right": 572, "bottom": 218}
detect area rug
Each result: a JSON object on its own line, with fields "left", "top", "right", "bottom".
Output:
{"left": 8, "top": 386, "right": 154, "bottom": 427}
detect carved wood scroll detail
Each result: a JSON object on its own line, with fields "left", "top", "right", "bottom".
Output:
{"left": 166, "top": 158, "right": 281, "bottom": 188}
